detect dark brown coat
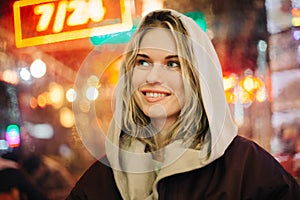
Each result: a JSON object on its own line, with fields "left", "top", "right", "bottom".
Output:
{"left": 66, "top": 136, "right": 300, "bottom": 200}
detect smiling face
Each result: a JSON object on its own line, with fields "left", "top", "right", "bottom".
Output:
{"left": 132, "top": 28, "right": 185, "bottom": 130}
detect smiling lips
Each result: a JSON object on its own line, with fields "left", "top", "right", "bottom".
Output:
{"left": 141, "top": 90, "right": 171, "bottom": 102}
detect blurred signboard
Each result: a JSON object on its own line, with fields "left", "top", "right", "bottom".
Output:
{"left": 13, "top": 0, "right": 133, "bottom": 47}
{"left": 265, "top": 0, "right": 292, "bottom": 34}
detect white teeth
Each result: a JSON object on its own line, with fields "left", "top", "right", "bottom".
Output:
{"left": 145, "top": 92, "right": 166, "bottom": 98}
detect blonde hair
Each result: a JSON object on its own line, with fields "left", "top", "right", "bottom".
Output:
{"left": 120, "top": 10, "right": 208, "bottom": 151}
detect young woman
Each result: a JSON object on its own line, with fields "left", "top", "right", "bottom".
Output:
{"left": 67, "top": 9, "right": 300, "bottom": 200}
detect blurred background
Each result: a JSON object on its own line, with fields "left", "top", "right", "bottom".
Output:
{"left": 0, "top": 0, "right": 300, "bottom": 199}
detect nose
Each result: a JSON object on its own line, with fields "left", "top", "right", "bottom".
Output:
{"left": 145, "top": 63, "right": 164, "bottom": 84}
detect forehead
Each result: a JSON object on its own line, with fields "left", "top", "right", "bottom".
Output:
{"left": 139, "top": 28, "right": 177, "bottom": 54}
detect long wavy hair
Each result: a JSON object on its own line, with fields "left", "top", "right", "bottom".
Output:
{"left": 119, "top": 10, "right": 209, "bottom": 151}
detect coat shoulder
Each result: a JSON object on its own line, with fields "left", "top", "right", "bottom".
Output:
{"left": 66, "top": 156, "right": 122, "bottom": 200}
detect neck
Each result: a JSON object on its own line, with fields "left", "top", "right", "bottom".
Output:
{"left": 151, "top": 119, "right": 172, "bottom": 149}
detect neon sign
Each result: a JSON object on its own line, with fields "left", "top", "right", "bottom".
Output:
{"left": 13, "top": 0, "right": 133, "bottom": 47}
{"left": 5, "top": 124, "right": 20, "bottom": 148}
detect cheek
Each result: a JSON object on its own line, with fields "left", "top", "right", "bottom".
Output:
{"left": 132, "top": 69, "right": 145, "bottom": 90}
{"left": 171, "top": 75, "right": 186, "bottom": 104}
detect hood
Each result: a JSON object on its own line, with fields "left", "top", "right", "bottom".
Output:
{"left": 105, "top": 9, "right": 238, "bottom": 200}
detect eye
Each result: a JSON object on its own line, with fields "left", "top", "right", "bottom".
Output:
{"left": 135, "top": 59, "right": 151, "bottom": 68}
{"left": 166, "top": 60, "right": 180, "bottom": 69}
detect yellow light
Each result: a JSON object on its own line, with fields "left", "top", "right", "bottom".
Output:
{"left": 238, "top": 89, "right": 253, "bottom": 104}
{"left": 256, "top": 87, "right": 267, "bottom": 102}
{"left": 37, "top": 94, "right": 47, "bottom": 108}
{"left": 53, "top": 1, "right": 67, "bottom": 33}
{"left": 223, "top": 74, "right": 237, "bottom": 91}
{"left": 292, "top": 17, "right": 300, "bottom": 27}
{"left": 67, "top": 1, "right": 89, "bottom": 26}
{"left": 34, "top": 3, "right": 55, "bottom": 32}
{"left": 88, "top": 0, "right": 106, "bottom": 22}
{"left": 49, "top": 82, "right": 65, "bottom": 109}
{"left": 242, "top": 76, "right": 256, "bottom": 92}
{"left": 59, "top": 107, "right": 75, "bottom": 128}
{"left": 225, "top": 91, "right": 236, "bottom": 103}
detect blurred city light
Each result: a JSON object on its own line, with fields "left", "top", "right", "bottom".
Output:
{"left": 49, "top": 82, "right": 65, "bottom": 109}
{"left": 258, "top": 40, "right": 267, "bottom": 52}
{"left": 241, "top": 76, "right": 258, "bottom": 92}
{"left": 5, "top": 124, "right": 20, "bottom": 148}
{"left": 142, "top": 0, "right": 163, "bottom": 16}
{"left": 30, "top": 58, "right": 47, "bottom": 78}
{"left": 0, "top": 140, "right": 9, "bottom": 151}
{"left": 87, "top": 75, "right": 100, "bottom": 86}
{"left": 223, "top": 74, "right": 267, "bottom": 105}
{"left": 37, "top": 93, "right": 47, "bottom": 108}
{"left": 86, "top": 86, "right": 99, "bottom": 101}
{"left": 66, "top": 88, "right": 77, "bottom": 103}
{"left": 59, "top": 107, "right": 75, "bottom": 128}
{"left": 223, "top": 74, "right": 238, "bottom": 91}
{"left": 256, "top": 87, "right": 268, "bottom": 102}
{"left": 2, "top": 69, "right": 19, "bottom": 85}
{"left": 292, "top": 1, "right": 300, "bottom": 26}
{"left": 19, "top": 67, "right": 32, "bottom": 81}
{"left": 59, "top": 144, "right": 72, "bottom": 158}
{"left": 293, "top": 29, "right": 300, "bottom": 40}
{"left": 26, "top": 122, "right": 54, "bottom": 139}
{"left": 30, "top": 96, "right": 38, "bottom": 109}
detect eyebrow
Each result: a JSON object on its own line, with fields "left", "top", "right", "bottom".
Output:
{"left": 136, "top": 54, "right": 149, "bottom": 59}
{"left": 136, "top": 54, "right": 179, "bottom": 59}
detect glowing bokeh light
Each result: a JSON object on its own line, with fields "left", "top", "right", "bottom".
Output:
{"left": 59, "top": 144, "right": 72, "bottom": 158}
{"left": 257, "top": 40, "right": 267, "bottom": 52}
{"left": 142, "top": 0, "right": 163, "bottom": 16}
{"left": 238, "top": 89, "right": 253, "bottom": 105}
{"left": 5, "top": 124, "right": 20, "bottom": 148}
{"left": 242, "top": 76, "right": 257, "bottom": 92}
{"left": 66, "top": 88, "right": 77, "bottom": 102}
{"left": 59, "top": 107, "right": 75, "bottom": 128}
{"left": 86, "top": 86, "right": 99, "bottom": 101}
{"left": 19, "top": 68, "right": 31, "bottom": 81}
{"left": 225, "top": 90, "right": 236, "bottom": 103}
{"left": 37, "top": 93, "right": 47, "bottom": 108}
{"left": 0, "top": 140, "right": 9, "bottom": 150}
{"left": 3, "top": 70, "right": 19, "bottom": 85}
{"left": 223, "top": 74, "right": 237, "bottom": 91}
{"left": 30, "top": 59, "right": 47, "bottom": 78}
{"left": 293, "top": 30, "right": 300, "bottom": 40}
{"left": 87, "top": 75, "right": 99, "bottom": 86}
{"left": 256, "top": 87, "right": 267, "bottom": 102}
{"left": 27, "top": 123, "right": 54, "bottom": 139}
{"left": 49, "top": 82, "right": 64, "bottom": 109}
{"left": 30, "top": 97, "right": 38, "bottom": 109}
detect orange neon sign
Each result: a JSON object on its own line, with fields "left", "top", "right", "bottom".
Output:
{"left": 13, "top": 0, "right": 133, "bottom": 47}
